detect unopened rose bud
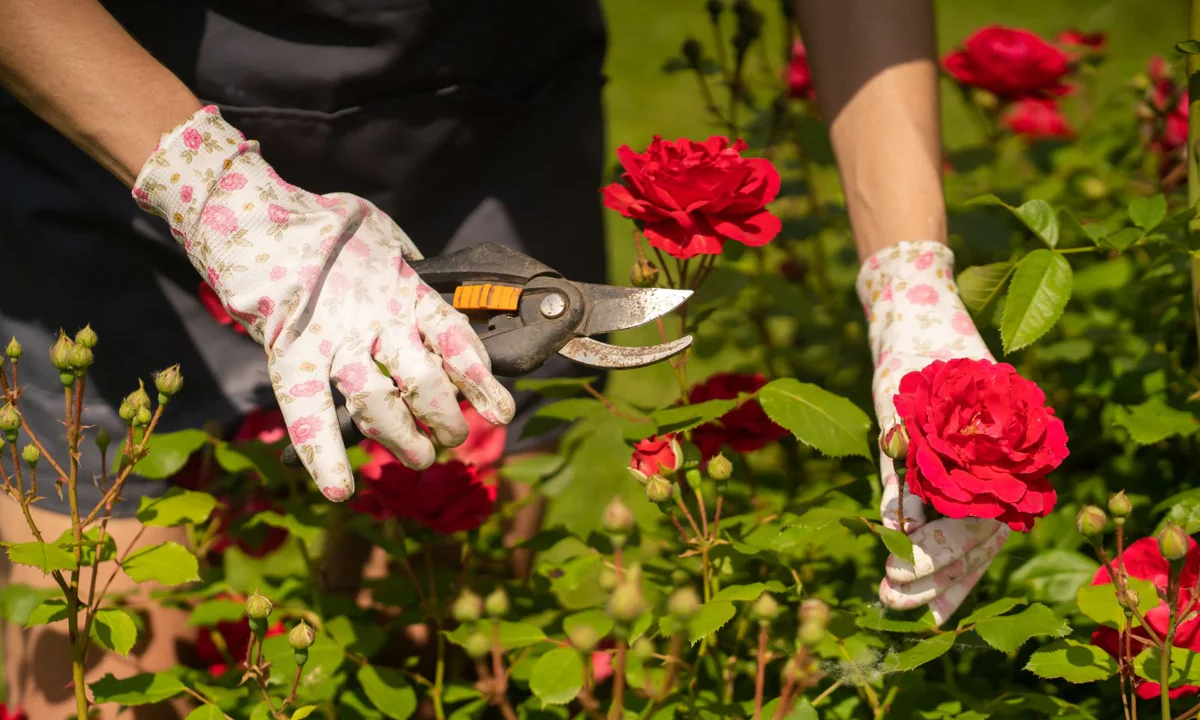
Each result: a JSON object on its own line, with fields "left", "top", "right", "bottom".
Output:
{"left": 602, "top": 496, "right": 635, "bottom": 537}
{"left": 68, "top": 345, "right": 93, "bottom": 371}
{"left": 0, "top": 403, "right": 22, "bottom": 436}
{"left": 128, "top": 381, "right": 152, "bottom": 412}
{"left": 667, "top": 587, "right": 702, "bottom": 620}
{"left": 879, "top": 421, "right": 909, "bottom": 460}
{"left": 1118, "top": 587, "right": 1140, "bottom": 610}
{"left": 118, "top": 400, "right": 136, "bottom": 426}
{"left": 485, "top": 588, "right": 510, "bottom": 618}
{"left": 1076, "top": 505, "right": 1108, "bottom": 539}
{"left": 21, "top": 444, "right": 39, "bottom": 468}
{"left": 646, "top": 475, "right": 674, "bottom": 504}
{"left": 798, "top": 598, "right": 830, "bottom": 628}
{"left": 1158, "top": 522, "right": 1190, "bottom": 562}
{"left": 245, "top": 591, "right": 273, "bottom": 620}
{"left": 751, "top": 593, "right": 780, "bottom": 623}
{"left": 608, "top": 579, "right": 647, "bottom": 625}
{"left": 288, "top": 620, "right": 315, "bottom": 653}
{"left": 5, "top": 337, "right": 21, "bottom": 361}
{"left": 798, "top": 620, "right": 825, "bottom": 647}
{"left": 453, "top": 590, "right": 484, "bottom": 623}
{"left": 598, "top": 566, "right": 618, "bottom": 591}
{"left": 1109, "top": 491, "right": 1132, "bottom": 520}
{"left": 75, "top": 325, "right": 99, "bottom": 350}
{"left": 567, "top": 623, "right": 599, "bottom": 651}
{"left": 681, "top": 38, "right": 703, "bottom": 67}
{"left": 970, "top": 88, "right": 999, "bottom": 111}
{"left": 1130, "top": 72, "right": 1151, "bottom": 92}
{"left": 154, "top": 365, "right": 184, "bottom": 403}
{"left": 707, "top": 453, "right": 732, "bottom": 481}
{"left": 464, "top": 632, "right": 491, "bottom": 659}
{"left": 705, "top": 0, "right": 723, "bottom": 22}
{"left": 49, "top": 333, "right": 74, "bottom": 372}
{"left": 95, "top": 427, "right": 111, "bottom": 452}
{"left": 1078, "top": 176, "right": 1108, "bottom": 200}
{"left": 135, "top": 407, "right": 152, "bottom": 428}
{"left": 631, "top": 637, "right": 654, "bottom": 658}
{"left": 630, "top": 257, "right": 660, "bottom": 288}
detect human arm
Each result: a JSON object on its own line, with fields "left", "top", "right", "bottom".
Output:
{"left": 0, "top": 0, "right": 202, "bottom": 186}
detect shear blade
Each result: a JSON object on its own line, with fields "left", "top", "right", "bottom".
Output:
{"left": 557, "top": 335, "right": 692, "bottom": 369}
{"left": 577, "top": 284, "right": 692, "bottom": 336}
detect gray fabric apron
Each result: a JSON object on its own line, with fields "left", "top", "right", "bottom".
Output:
{"left": 0, "top": 0, "right": 608, "bottom": 516}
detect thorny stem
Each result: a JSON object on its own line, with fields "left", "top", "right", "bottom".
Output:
{"left": 1100, "top": 547, "right": 1166, "bottom": 648}
{"left": 773, "top": 673, "right": 797, "bottom": 720}
{"left": 751, "top": 623, "right": 769, "bottom": 720}
{"left": 1163, "top": 563, "right": 1183, "bottom": 720}
{"left": 81, "top": 405, "right": 167, "bottom": 526}
{"left": 583, "top": 382, "right": 650, "bottom": 423}
{"left": 611, "top": 640, "right": 628, "bottom": 720}
{"left": 674, "top": 494, "right": 703, "bottom": 540}
{"left": 811, "top": 677, "right": 847, "bottom": 707}
{"left": 65, "top": 378, "right": 89, "bottom": 720}
{"left": 423, "top": 551, "right": 447, "bottom": 720}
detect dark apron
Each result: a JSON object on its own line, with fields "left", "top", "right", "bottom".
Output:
{"left": 0, "top": 0, "right": 608, "bottom": 516}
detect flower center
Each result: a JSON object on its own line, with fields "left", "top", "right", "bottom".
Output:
{"left": 960, "top": 412, "right": 987, "bottom": 436}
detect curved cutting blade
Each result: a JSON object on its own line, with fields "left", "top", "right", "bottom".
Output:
{"left": 557, "top": 335, "right": 692, "bottom": 369}
{"left": 576, "top": 284, "right": 692, "bottom": 336}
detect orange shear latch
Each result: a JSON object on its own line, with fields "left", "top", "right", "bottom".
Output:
{"left": 452, "top": 283, "right": 522, "bottom": 313}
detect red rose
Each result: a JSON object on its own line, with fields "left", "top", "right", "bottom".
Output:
{"left": 234, "top": 408, "right": 288, "bottom": 445}
{"left": 1056, "top": 29, "right": 1106, "bottom": 51}
{"left": 942, "top": 27, "right": 1071, "bottom": 100}
{"left": 209, "top": 496, "right": 289, "bottom": 557}
{"left": 1002, "top": 98, "right": 1073, "bottom": 139}
{"left": 1147, "top": 56, "right": 1189, "bottom": 156}
{"left": 196, "top": 617, "right": 285, "bottom": 677}
{"left": 197, "top": 282, "right": 248, "bottom": 335}
{"left": 1, "top": 705, "right": 28, "bottom": 720}
{"left": 452, "top": 399, "right": 507, "bottom": 468}
{"left": 630, "top": 434, "right": 680, "bottom": 478}
{"left": 893, "top": 358, "right": 1068, "bottom": 533}
{"left": 787, "top": 40, "right": 815, "bottom": 100}
{"left": 352, "top": 441, "right": 496, "bottom": 533}
{"left": 688, "top": 373, "right": 787, "bottom": 459}
{"left": 1091, "top": 536, "right": 1200, "bottom": 700}
{"left": 602, "top": 136, "right": 781, "bottom": 259}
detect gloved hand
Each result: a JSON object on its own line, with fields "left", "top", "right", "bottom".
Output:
{"left": 133, "top": 106, "right": 515, "bottom": 501}
{"left": 857, "top": 240, "right": 1008, "bottom": 625}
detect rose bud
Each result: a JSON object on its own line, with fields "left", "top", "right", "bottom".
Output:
{"left": 646, "top": 475, "right": 674, "bottom": 504}
{"left": 602, "top": 496, "right": 635, "bottom": 536}
{"left": 49, "top": 332, "right": 74, "bottom": 372}
{"left": 452, "top": 590, "right": 484, "bottom": 623}
{"left": 1078, "top": 176, "right": 1108, "bottom": 200}
{"left": 128, "top": 381, "right": 152, "bottom": 412}
{"left": 1118, "top": 587, "right": 1140, "bottom": 610}
{"left": 1075, "top": 505, "right": 1108, "bottom": 539}
{"left": 598, "top": 566, "right": 618, "bottom": 591}
{"left": 969, "top": 88, "right": 1000, "bottom": 111}
{"left": 630, "top": 257, "right": 660, "bottom": 288}
{"left": 681, "top": 38, "right": 703, "bottom": 67}
{"left": 75, "top": 325, "right": 99, "bottom": 350}
{"left": 608, "top": 579, "right": 647, "bottom": 625}
{"left": 68, "top": 344, "right": 94, "bottom": 371}
{"left": 21, "top": 444, "right": 39, "bottom": 468}
{"left": 631, "top": 637, "right": 654, "bottom": 659}
{"left": 705, "top": 0, "right": 723, "bottom": 22}
{"left": 1108, "top": 491, "right": 1132, "bottom": 520}
{"left": 798, "top": 598, "right": 830, "bottom": 629}
{"left": 288, "top": 621, "right": 315, "bottom": 651}
{"left": 5, "top": 337, "right": 21, "bottom": 360}
{"left": 879, "top": 421, "right": 909, "bottom": 460}
{"left": 95, "top": 427, "right": 111, "bottom": 452}
{"left": 135, "top": 407, "right": 153, "bottom": 428}
{"left": 464, "top": 632, "right": 491, "bottom": 659}
{"left": 154, "top": 365, "right": 184, "bottom": 403}
{"left": 751, "top": 593, "right": 780, "bottom": 623}
{"left": 1157, "top": 522, "right": 1189, "bottom": 562}
{"left": 707, "top": 453, "right": 732, "bottom": 481}
{"left": 118, "top": 400, "right": 136, "bottom": 426}
{"left": 485, "top": 588, "right": 510, "bottom": 618}
{"left": 0, "top": 403, "right": 22, "bottom": 436}
{"left": 567, "top": 623, "right": 599, "bottom": 651}
{"left": 245, "top": 591, "right": 273, "bottom": 620}
{"left": 667, "top": 587, "right": 702, "bottom": 620}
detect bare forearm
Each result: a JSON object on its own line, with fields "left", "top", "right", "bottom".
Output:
{"left": 0, "top": 0, "right": 202, "bottom": 186}
{"left": 792, "top": 0, "right": 945, "bottom": 258}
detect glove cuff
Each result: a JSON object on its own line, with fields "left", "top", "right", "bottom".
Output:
{"left": 855, "top": 240, "right": 957, "bottom": 316}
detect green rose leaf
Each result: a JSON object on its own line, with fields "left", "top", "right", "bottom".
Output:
{"left": 136, "top": 487, "right": 218, "bottom": 527}
{"left": 127, "top": 429, "right": 209, "bottom": 479}
{"left": 1163, "top": 498, "right": 1200, "bottom": 535}
{"left": 529, "top": 647, "right": 585, "bottom": 706}
{"left": 710, "top": 583, "right": 769, "bottom": 603}
{"left": 122, "top": 542, "right": 200, "bottom": 586}
{"left": 1134, "top": 646, "right": 1200, "bottom": 685}
{"left": 1177, "top": 39, "right": 1200, "bottom": 54}
{"left": 445, "top": 621, "right": 547, "bottom": 651}
{"left": 92, "top": 607, "right": 139, "bottom": 656}
{"left": 877, "top": 526, "right": 915, "bottom": 565}
{"left": 1104, "top": 227, "right": 1143, "bottom": 251}
{"left": 959, "top": 598, "right": 1027, "bottom": 627}
{"left": 6, "top": 541, "right": 78, "bottom": 573}
{"left": 188, "top": 598, "right": 249, "bottom": 626}
{"left": 25, "top": 598, "right": 69, "bottom": 626}
{"left": 213, "top": 441, "right": 258, "bottom": 474}
{"left": 973, "top": 603, "right": 1069, "bottom": 653}
{"left": 957, "top": 262, "right": 1015, "bottom": 316}
{"left": 1113, "top": 398, "right": 1199, "bottom": 445}
{"left": 358, "top": 665, "right": 418, "bottom": 720}
{"left": 758, "top": 379, "right": 872, "bottom": 459}
{"left": 689, "top": 601, "right": 737, "bottom": 644}
{"left": 1024, "top": 640, "right": 1118, "bottom": 683}
{"left": 1075, "top": 578, "right": 1160, "bottom": 628}
{"left": 291, "top": 707, "right": 320, "bottom": 720}
{"left": 882, "top": 632, "right": 956, "bottom": 671}
{"left": 90, "top": 672, "right": 187, "bottom": 705}
{"left": 184, "top": 706, "right": 226, "bottom": 720}
{"left": 651, "top": 399, "right": 738, "bottom": 435}
{"left": 515, "top": 376, "right": 600, "bottom": 397}
{"left": 563, "top": 609, "right": 614, "bottom": 640}
{"left": 1013, "top": 199, "right": 1061, "bottom": 249}
{"left": 246, "top": 510, "right": 323, "bottom": 546}
{"left": 1001, "top": 249, "right": 1072, "bottom": 353}
{"left": 1129, "top": 195, "right": 1168, "bottom": 231}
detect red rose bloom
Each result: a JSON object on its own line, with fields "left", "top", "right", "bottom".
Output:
{"left": 602, "top": 136, "right": 781, "bottom": 259}
{"left": 893, "top": 358, "right": 1068, "bottom": 533}
{"left": 942, "top": 27, "right": 1071, "bottom": 100}
{"left": 787, "top": 40, "right": 815, "bottom": 100}
{"left": 198, "top": 281, "right": 248, "bottom": 335}
{"left": 197, "top": 618, "right": 285, "bottom": 677}
{"left": 1147, "top": 56, "right": 1189, "bottom": 156}
{"left": 630, "top": 434, "right": 680, "bottom": 477}
{"left": 688, "top": 373, "right": 787, "bottom": 459}
{"left": 452, "top": 399, "right": 507, "bottom": 468}
{"left": 1056, "top": 29, "right": 1106, "bottom": 51}
{"left": 1002, "top": 98, "right": 1073, "bottom": 139}
{"left": 352, "top": 441, "right": 496, "bottom": 533}
{"left": 209, "top": 496, "right": 289, "bottom": 557}
{"left": 234, "top": 408, "right": 288, "bottom": 445}
{"left": 1, "top": 705, "right": 28, "bottom": 720}
{"left": 1091, "top": 536, "right": 1200, "bottom": 700}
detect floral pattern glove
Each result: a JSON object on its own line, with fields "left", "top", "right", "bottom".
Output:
{"left": 857, "top": 240, "right": 1009, "bottom": 625}
{"left": 134, "top": 106, "right": 516, "bottom": 501}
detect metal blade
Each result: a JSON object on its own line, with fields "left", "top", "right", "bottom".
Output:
{"left": 557, "top": 335, "right": 693, "bottom": 369}
{"left": 576, "top": 284, "right": 692, "bottom": 336}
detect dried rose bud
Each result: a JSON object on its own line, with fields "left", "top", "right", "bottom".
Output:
{"left": 646, "top": 475, "right": 674, "bottom": 504}
{"left": 1109, "top": 491, "right": 1132, "bottom": 520}
{"left": 751, "top": 593, "right": 780, "bottom": 623}
{"left": 567, "top": 623, "right": 599, "bottom": 651}
{"left": 667, "top": 587, "right": 702, "bottom": 620}
{"left": 75, "top": 325, "right": 99, "bottom": 350}
{"left": 1158, "top": 522, "right": 1189, "bottom": 562}
{"left": 21, "top": 444, "right": 39, "bottom": 468}
{"left": 1075, "top": 505, "right": 1107, "bottom": 539}
{"left": 879, "top": 421, "right": 909, "bottom": 460}
{"left": 245, "top": 591, "right": 273, "bottom": 620}
{"left": 602, "top": 496, "right": 635, "bottom": 536}
{"left": 707, "top": 453, "right": 732, "bottom": 481}
{"left": 49, "top": 332, "right": 74, "bottom": 372}
{"left": 154, "top": 365, "right": 184, "bottom": 402}
{"left": 485, "top": 588, "right": 510, "bottom": 618}
{"left": 5, "top": 337, "right": 21, "bottom": 361}
{"left": 452, "top": 590, "right": 483, "bottom": 623}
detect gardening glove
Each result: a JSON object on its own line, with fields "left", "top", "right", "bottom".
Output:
{"left": 857, "top": 240, "right": 1009, "bottom": 626}
{"left": 133, "top": 106, "right": 516, "bottom": 502}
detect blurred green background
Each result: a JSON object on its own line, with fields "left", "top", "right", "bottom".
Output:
{"left": 599, "top": 0, "right": 1184, "bottom": 405}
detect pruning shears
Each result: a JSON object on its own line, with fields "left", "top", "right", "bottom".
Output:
{"left": 281, "top": 243, "right": 692, "bottom": 466}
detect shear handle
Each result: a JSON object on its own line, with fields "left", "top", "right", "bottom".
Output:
{"left": 410, "top": 243, "right": 559, "bottom": 288}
